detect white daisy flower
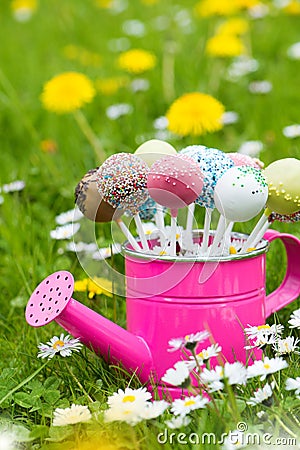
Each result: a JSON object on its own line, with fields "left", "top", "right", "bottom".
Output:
{"left": 257, "top": 410, "right": 267, "bottom": 419}
{"left": 224, "top": 362, "right": 247, "bottom": 386}
{"left": 106, "top": 103, "right": 133, "bottom": 120}
{"left": 55, "top": 207, "right": 83, "bottom": 225}
{"left": 50, "top": 223, "right": 80, "bottom": 240}
{"left": 171, "top": 395, "right": 209, "bottom": 416}
{"left": 130, "top": 78, "right": 150, "bottom": 92}
{"left": 37, "top": 334, "right": 82, "bottom": 359}
{"left": 227, "top": 56, "right": 259, "bottom": 80}
{"left": 247, "top": 357, "right": 288, "bottom": 381}
{"left": 92, "top": 243, "right": 122, "bottom": 260}
{"left": 273, "top": 336, "right": 300, "bottom": 355}
{"left": 200, "top": 362, "right": 247, "bottom": 391}
{"left": 161, "top": 361, "right": 191, "bottom": 387}
{"left": 66, "top": 241, "right": 98, "bottom": 253}
{"left": 244, "top": 323, "right": 284, "bottom": 341}
{"left": 153, "top": 116, "right": 168, "bottom": 130}
{"left": 104, "top": 404, "right": 143, "bottom": 425}
{"left": 282, "top": 124, "right": 300, "bottom": 138}
{"left": 167, "top": 330, "right": 210, "bottom": 352}
{"left": 237, "top": 140, "right": 263, "bottom": 158}
{"left": 288, "top": 308, "right": 300, "bottom": 329}
{"left": 165, "top": 415, "right": 191, "bottom": 429}
{"left": 207, "top": 381, "right": 225, "bottom": 392}
{"left": 247, "top": 382, "right": 274, "bottom": 405}
{"left": 0, "top": 180, "right": 25, "bottom": 193}
{"left": 285, "top": 377, "right": 300, "bottom": 396}
{"left": 142, "top": 222, "right": 159, "bottom": 237}
{"left": 187, "top": 344, "right": 222, "bottom": 369}
{"left": 222, "top": 430, "right": 247, "bottom": 450}
{"left": 248, "top": 80, "right": 272, "bottom": 94}
{"left": 200, "top": 365, "right": 224, "bottom": 385}
{"left": 122, "top": 19, "right": 146, "bottom": 37}
{"left": 140, "top": 400, "right": 169, "bottom": 420}
{"left": 221, "top": 111, "right": 239, "bottom": 125}
{"left": 248, "top": 3, "right": 269, "bottom": 18}
{"left": 287, "top": 42, "right": 300, "bottom": 60}
{"left": 53, "top": 404, "right": 92, "bottom": 426}
{"left": 107, "top": 387, "right": 152, "bottom": 410}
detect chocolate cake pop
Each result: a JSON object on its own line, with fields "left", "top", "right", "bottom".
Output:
{"left": 135, "top": 139, "right": 177, "bottom": 167}
{"left": 75, "top": 168, "right": 123, "bottom": 222}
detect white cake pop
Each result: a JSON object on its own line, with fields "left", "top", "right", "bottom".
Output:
{"left": 214, "top": 166, "right": 268, "bottom": 222}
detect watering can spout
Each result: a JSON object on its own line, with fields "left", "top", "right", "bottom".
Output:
{"left": 25, "top": 271, "right": 153, "bottom": 382}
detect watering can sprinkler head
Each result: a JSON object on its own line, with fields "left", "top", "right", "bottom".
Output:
{"left": 25, "top": 271, "right": 153, "bottom": 383}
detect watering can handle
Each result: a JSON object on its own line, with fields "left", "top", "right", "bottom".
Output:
{"left": 264, "top": 229, "right": 300, "bottom": 318}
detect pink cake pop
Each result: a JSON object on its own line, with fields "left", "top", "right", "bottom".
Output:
{"left": 227, "top": 152, "right": 263, "bottom": 169}
{"left": 147, "top": 154, "right": 204, "bottom": 255}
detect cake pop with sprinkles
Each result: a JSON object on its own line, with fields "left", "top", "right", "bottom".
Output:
{"left": 135, "top": 139, "right": 177, "bottom": 167}
{"left": 75, "top": 168, "right": 123, "bottom": 222}
{"left": 97, "top": 153, "right": 150, "bottom": 250}
{"left": 214, "top": 166, "right": 268, "bottom": 222}
{"left": 96, "top": 153, "right": 149, "bottom": 213}
{"left": 264, "top": 158, "right": 300, "bottom": 215}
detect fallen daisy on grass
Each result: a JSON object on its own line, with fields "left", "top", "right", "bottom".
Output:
{"left": 171, "top": 395, "right": 209, "bottom": 416}
{"left": 50, "top": 223, "right": 80, "bottom": 240}
{"left": 55, "top": 207, "right": 83, "bottom": 225}
{"left": 246, "top": 382, "right": 275, "bottom": 406}
{"left": 247, "top": 356, "right": 288, "bottom": 381}
{"left": 37, "top": 333, "right": 82, "bottom": 359}
{"left": 288, "top": 308, "right": 300, "bottom": 329}
{"left": 53, "top": 404, "right": 92, "bottom": 426}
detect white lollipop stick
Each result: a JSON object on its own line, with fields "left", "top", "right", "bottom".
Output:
{"left": 201, "top": 208, "right": 213, "bottom": 253}
{"left": 209, "top": 215, "right": 230, "bottom": 256}
{"left": 222, "top": 221, "right": 234, "bottom": 256}
{"left": 241, "top": 208, "right": 271, "bottom": 252}
{"left": 170, "top": 209, "right": 178, "bottom": 257}
{"left": 245, "top": 219, "right": 272, "bottom": 250}
{"left": 155, "top": 205, "right": 166, "bottom": 246}
{"left": 185, "top": 203, "right": 195, "bottom": 249}
{"left": 116, "top": 219, "right": 141, "bottom": 252}
{"left": 134, "top": 213, "right": 149, "bottom": 251}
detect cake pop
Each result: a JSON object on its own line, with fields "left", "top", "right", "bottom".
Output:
{"left": 135, "top": 139, "right": 177, "bottom": 167}
{"left": 147, "top": 154, "right": 204, "bottom": 255}
{"left": 227, "top": 152, "right": 263, "bottom": 169}
{"left": 179, "top": 145, "right": 234, "bottom": 251}
{"left": 75, "top": 168, "right": 123, "bottom": 222}
{"left": 96, "top": 153, "right": 150, "bottom": 250}
{"left": 242, "top": 158, "right": 300, "bottom": 251}
{"left": 211, "top": 166, "right": 268, "bottom": 254}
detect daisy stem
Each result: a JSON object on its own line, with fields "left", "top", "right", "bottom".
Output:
{"left": 224, "top": 380, "right": 241, "bottom": 424}
{"left": 73, "top": 109, "right": 106, "bottom": 163}
{"left": 0, "top": 361, "right": 48, "bottom": 405}
{"left": 66, "top": 363, "right": 94, "bottom": 403}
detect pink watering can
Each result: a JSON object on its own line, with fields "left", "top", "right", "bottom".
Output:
{"left": 25, "top": 229, "right": 300, "bottom": 398}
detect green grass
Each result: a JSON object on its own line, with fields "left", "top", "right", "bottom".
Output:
{"left": 0, "top": 0, "right": 300, "bottom": 448}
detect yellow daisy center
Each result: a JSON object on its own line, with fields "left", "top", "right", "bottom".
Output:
{"left": 52, "top": 340, "right": 65, "bottom": 350}
{"left": 263, "top": 364, "right": 271, "bottom": 370}
{"left": 257, "top": 325, "right": 270, "bottom": 330}
{"left": 184, "top": 399, "right": 196, "bottom": 406}
{"left": 122, "top": 395, "right": 136, "bottom": 403}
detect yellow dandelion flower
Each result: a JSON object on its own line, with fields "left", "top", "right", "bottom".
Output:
{"left": 166, "top": 92, "right": 225, "bottom": 137}
{"left": 216, "top": 18, "right": 249, "bottom": 36}
{"left": 140, "top": 0, "right": 159, "bottom": 4}
{"left": 94, "top": 0, "right": 113, "bottom": 8}
{"left": 117, "top": 49, "right": 157, "bottom": 74}
{"left": 11, "top": 0, "right": 37, "bottom": 12}
{"left": 194, "top": 0, "right": 241, "bottom": 17}
{"left": 95, "top": 76, "right": 128, "bottom": 95}
{"left": 74, "top": 277, "right": 113, "bottom": 298}
{"left": 41, "top": 72, "right": 96, "bottom": 114}
{"left": 206, "top": 34, "right": 247, "bottom": 58}
{"left": 283, "top": 0, "right": 300, "bottom": 15}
